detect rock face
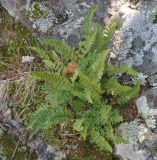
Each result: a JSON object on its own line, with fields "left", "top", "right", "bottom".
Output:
{"left": 0, "top": 0, "right": 107, "bottom": 46}
{"left": 110, "top": 0, "right": 157, "bottom": 159}
{"left": 110, "top": 0, "right": 157, "bottom": 78}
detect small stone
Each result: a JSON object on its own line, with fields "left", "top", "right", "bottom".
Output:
{"left": 3, "top": 108, "right": 11, "bottom": 117}
{"left": 110, "top": 52, "right": 116, "bottom": 59}
{"left": 22, "top": 56, "right": 34, "bottom": 63}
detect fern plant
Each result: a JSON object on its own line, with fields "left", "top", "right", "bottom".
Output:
{"left": 28, "top": 6, "right": 140, "bottom": 153}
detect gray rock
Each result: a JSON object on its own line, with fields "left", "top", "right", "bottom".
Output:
{"left": 0, "top": 0, "right": 107, "bottom": 46}
{"left": 118, "top": 120, "right": 149, "bottom": 144}
{"left": 143, "top": 133, "right": 157, "bottom": 157}
{"left": 136, "top": 96, "right": 156, "bottom": 129}
{"left": 147, "top": 74, "right": 157, "bottom": 87}
{"left": 111, "top": 0, "right": 157, "bottom": 77}
{"left": 144, "top": 87, "right": 157, "bottom": 109}
{"left": 115, "top": 143, "right": 152, "bottom": 160}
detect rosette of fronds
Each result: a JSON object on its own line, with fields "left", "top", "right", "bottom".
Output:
{"left": 28, "top": 6, "right": 140, "bottom": 152}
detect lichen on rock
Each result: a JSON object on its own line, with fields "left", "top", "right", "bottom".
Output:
{"left": 118, "top": 120, "right": 149, "bottom": 144}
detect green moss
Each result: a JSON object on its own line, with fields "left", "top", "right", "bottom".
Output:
{"left": 40, "top": 126, "right": 112, "bottom": 160}
{"left": 40, "top": 127, "right": 63, "bottom": 150}
{"left": 25, "top": 2, "right": 46, "bottom": 21}
{"left": 0, "top": 4, "right": 39, "bottom": 67}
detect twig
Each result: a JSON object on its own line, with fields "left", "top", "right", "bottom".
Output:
{"left": 18, "top": 107, "right": 27, "bottom": 119}
{"left": 11, "top": 139, "right": 20, "bottom": 159}
{"left": 61, "top": 133, "right": 80, "bottom": 137}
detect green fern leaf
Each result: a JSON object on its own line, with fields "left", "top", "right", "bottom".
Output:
{"left": 91, "top": 23, "right": 106, "bottom": 52}
{"left": 104, "top": 19, "right": 121, "bottom": 49}
{"left": 82, "top": 5, "right": 98, "bottom": 35}
{"left": 32, "top": 71, "right": 70, "bottom": 89}
{"left": 42, "top": 39, "right": 75, "bottom": 62}
{"left": 79, "top": 71, "right": 101, "bottom": 103}
{"left": 73, "top": 119, "right": 87, "bottom": 140}
{"left": 104, "top": 77, "right": 132, "bottom": 95}
{"left": 92, "top": 49, "right": 110, "bottom": 80}
{"left": 109, "top": 109, "right": 123, "bottom": 124}
{"left": 116, "top": 80, "right": 140, "bottom": 104}
{"left": 32, "top": 47, "right": 53, "bottom": 69}
{"left": 79, "top": 28, "right": 97, "bottom": 57}
{"left": 106, "top": 64, "right": 139, "bottom": 77}
{"left": 29, "top": 106, "right": 71, "bottom": 138}
{"left": 90, "top": 129, "right": 112, "bottom": 152}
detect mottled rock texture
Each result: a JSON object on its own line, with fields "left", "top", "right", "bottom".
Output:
{"left": 111, "top": 0, "right": 157, "bottom": 78}
{"left": 109, "top": 0, "right": 157, "bottom": 159}
{"left": 0, "top": 0, "right": 107, "bottom": 46}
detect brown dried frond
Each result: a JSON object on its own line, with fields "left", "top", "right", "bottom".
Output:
{"left": 65, "top": 62, "right": 80, "bottom": 77}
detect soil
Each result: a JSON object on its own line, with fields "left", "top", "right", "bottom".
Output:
{"left": 120, "top": 99, "right": 138, "bottom": 122}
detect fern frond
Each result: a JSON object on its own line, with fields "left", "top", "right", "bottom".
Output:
{"left": 32, "top": 47, "right": 53, "bottom": 69}
{"left": 104, "top": 123, "right": 114, "bottom": 139}
{"left": 45, "top": 90, "right": 72, "bottom": 107}
{"left": 49, "top": 50, "right": 64, "bottom": 74}
{"left": 106, "top": 64, "right": 139, "bottom": 77}
{"left": 104, "top": 124, "right": 125, "bottom": 144}
{"left": 79, "top": 72, "right": 101, "bottom": 93}
{"left": 92, "top": 49, "right": 110, "bottom": 80}
{"left": 79, "top": 28, "right": 97, "bottom": 58}
{"left": 73, "top": 119, "right": 87, "bottom": 140}
{"left": 116, "top": 80, "right": 140, "bottom": 104}
{"left": 42, "top": 39, "right": 75, "bottom": 62}
{"left": 29, "top": 106, "right": 71, "bottom": 138}
{"left": 104, "top": 77, "right": 132, "bottom": 96}
{"left": 82, "top": 5, "right": 98, "bottom": 35}
{"left": 31, "top": 71, "right": 70, "bottom": 89}
{"left": 109, "top": 109, "right": 123, "bottom": 124}
{"left": 100, "top": 104, "right": 112, "bottom": 121}
{"left": 80, "top": 51, "right": 97, "bottom": 74}
{"left": 78, "top": 5, "right": 98, "bottom": 58}
{"left": 79, "top": 71, "right": 101, "bottom": 103}
{"left": 91, "top": 23, "right": 106, "bottom": 52}
{"left": 104, "top": 19, "right": 121, "bottom": 49}
{"left": 90, "top": 129, "right": 112, "bottom": 152}
{"left": 72, "top": 99, "right": 84, "bottom": 113}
